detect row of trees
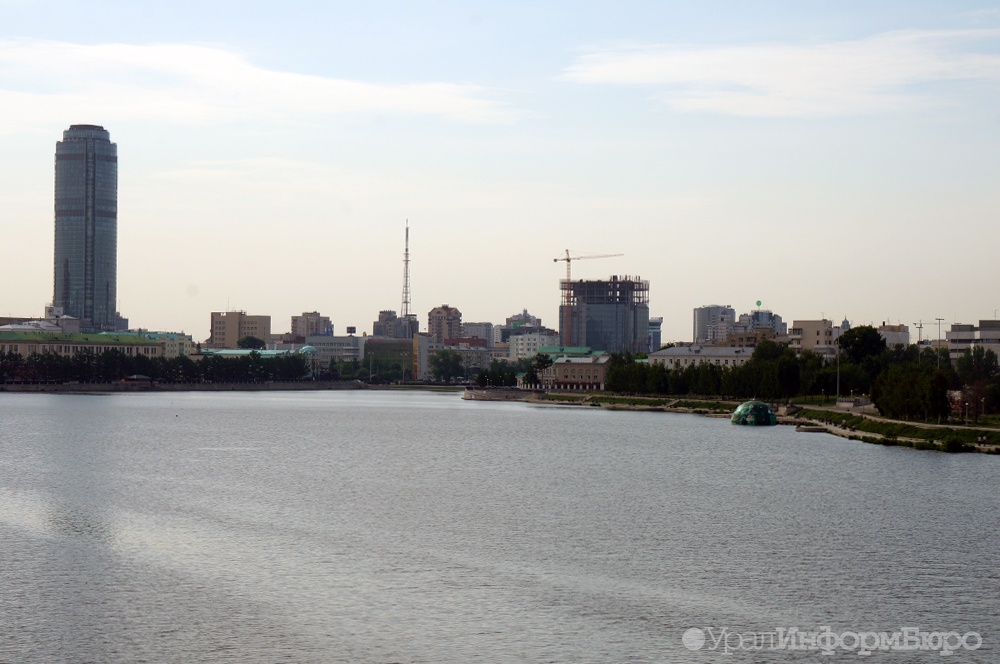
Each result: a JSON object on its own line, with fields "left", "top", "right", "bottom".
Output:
{"left": 0, "top": 350, "right": 308, "bottom": 384}
{"left": 603, "top": 325, "right": 995, "bottom": 423}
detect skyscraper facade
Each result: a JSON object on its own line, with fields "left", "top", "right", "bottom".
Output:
{"left": 53, "top": 124, "right": 118, "bottom": 330}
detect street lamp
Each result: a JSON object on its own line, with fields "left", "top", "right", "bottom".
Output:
{"left": 935, "top": 318, "right": 945, "bottom": 370}
{"left": 964, "top": 402, "right": 969, "bottom": 425}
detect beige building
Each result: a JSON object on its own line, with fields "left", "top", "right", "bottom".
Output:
{"left": 207, "top": 311, "right": 272, "bottom": 348}
{"left": 127, "top": 331, "right": 195, "bottom": 357}
{"left": 789, "top": 319, "right": 843, "bottom": 360}
{"left": 291, "top": 311, "right": 332, "bottom": 339}
{"left": 428, "top": 305, "right": 462, "bottom": 343}
{"left": 540, "top": 355, "right": 610, "bottom": 391}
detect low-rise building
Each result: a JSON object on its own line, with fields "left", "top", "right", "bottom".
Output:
{"left": 540, "top": 355, "right": 610, "bottom": 391}
{"left": 648, "top": 344, "right": 754, "bottom": 369}
{"left": 107, "top": 330, "right": 195, "bottom": 358}
{"left": 0, "top": 331, "right": 161, "bottom": 359}
{"left": 305, "top": 334, "right": 366, "bottom": 367}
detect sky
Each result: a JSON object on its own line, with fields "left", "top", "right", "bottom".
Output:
{"left": 1, "top": 1, "right": 999, "bottom": 343}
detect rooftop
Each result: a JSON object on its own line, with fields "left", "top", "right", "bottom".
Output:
{"left": 0, "top": 331, "right": 159, "bottom": 345}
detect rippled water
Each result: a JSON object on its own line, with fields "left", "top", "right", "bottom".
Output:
{"left": 0, "top": 390, "right": 997, "bottom": 662}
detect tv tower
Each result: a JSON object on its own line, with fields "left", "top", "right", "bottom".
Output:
{"left": 400, "top": 221, "right": 417, "bottom": 337}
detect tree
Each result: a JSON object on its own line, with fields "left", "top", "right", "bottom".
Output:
{"left": 475, "top": 359, "right": 518, "bottom": 387}
{"left": 237, "top": 336, "right": 266, "bottom": 350}
{"left": 837, "top": 326, "right": 886, "bottom": 365}
{"left": 429, "top": 349, "right": 464, "bottom": 383}
{"left": 955, "top": 346, "right": 999, "bottom": 385}
{"left": 524, "top": 353, "right": 553, "bottom": 386}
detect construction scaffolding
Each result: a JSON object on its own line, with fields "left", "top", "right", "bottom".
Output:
{"left": 559, "top": 275, "right": 650, "bottom": 353}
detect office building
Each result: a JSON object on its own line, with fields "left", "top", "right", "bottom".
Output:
{"left": 291, "top": 311, "right": 332, "bottom": 339}
{"left": 648, "top": 317, "right": 663, "bottom": 351}
{"left": 946, "top": 320, "right": 1000, "bottom": 364}
{"left": 207, "top": 311, "right": 272, "bottom": 348}
{"left": 53, "top": 125, "right": 118, "bottom": 330}
{"left": 373, "top": 310, "right": 419, "bottom": 339}
{"left": 693, "top": 305, "right": 736, "bottom": 343}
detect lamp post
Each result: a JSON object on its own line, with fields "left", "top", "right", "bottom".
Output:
{"left": 935, "top": 318, "right": 945, "bottom": 370}
{"left": 836, "top": 340, "right": 841, "bottom": 400}
{"left": 964, "top": 402, "right": 969, "bottom": 425}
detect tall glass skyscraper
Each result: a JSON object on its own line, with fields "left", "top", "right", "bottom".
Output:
{"left": 53, "top": 124, "right": 118, "bottom": 330}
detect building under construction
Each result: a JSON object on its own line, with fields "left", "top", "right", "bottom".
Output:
{"left": 559, "top": 275, "right": 650, "bottom": 354}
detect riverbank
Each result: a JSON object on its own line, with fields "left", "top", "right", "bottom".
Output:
{"left": 462, "top": 389, "right": 1000, "bottom": 454}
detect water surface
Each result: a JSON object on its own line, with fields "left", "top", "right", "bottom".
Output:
{"left": 0, "top": 390, "right": 996, "bottom": 662}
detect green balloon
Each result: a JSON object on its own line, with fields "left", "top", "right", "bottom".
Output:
{"left": 756, "top": 300, "right": 762, "bottom": 307}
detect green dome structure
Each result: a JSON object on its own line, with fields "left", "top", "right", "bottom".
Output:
{"left": 730, "top": 401, "right": 778, "bottom": 426}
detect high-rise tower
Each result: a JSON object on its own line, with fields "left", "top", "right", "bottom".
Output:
{"left": 53, "top": 124, "right": 118, "bottom": 331}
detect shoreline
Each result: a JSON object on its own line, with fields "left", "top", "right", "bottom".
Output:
{"left": 0, "top": 381, "right": 369, "bottom": 394}
{"left": 463, "top": 388, "right": 1000, "bottom": 455}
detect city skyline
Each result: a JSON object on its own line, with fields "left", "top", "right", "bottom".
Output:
{"left": 1, "top": 2, "right": 999, "bottom": 341}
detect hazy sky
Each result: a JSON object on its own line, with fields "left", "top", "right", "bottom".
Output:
{"left": 2, "top": 1, "right": 999, "bottom": 343}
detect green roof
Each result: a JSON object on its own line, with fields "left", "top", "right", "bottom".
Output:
{"left": 537, "top": 346, "right": 604, "bottom": 356}
{"left": 0, "top": 331, "right": 160, "bottom": 346}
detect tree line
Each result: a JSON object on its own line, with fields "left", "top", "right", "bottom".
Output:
{"left": 0, "top": 349, "right": 309, "bottom": 383}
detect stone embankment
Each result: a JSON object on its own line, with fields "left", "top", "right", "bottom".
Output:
{"left": 0, "top": 381, "right": 367, "bottom": 394}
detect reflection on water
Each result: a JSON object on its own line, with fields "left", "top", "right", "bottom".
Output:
{"left": 0, "top": 390, "right": 997, "bottom": 663}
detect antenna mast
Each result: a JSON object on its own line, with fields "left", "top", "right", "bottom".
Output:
{"left": 401, "top": 221, "right": 412, "bottom": 318}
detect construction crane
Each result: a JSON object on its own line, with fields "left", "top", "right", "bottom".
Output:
{"left": 553, "top": 250, "right": 623, "bottom": 346}
{"left": 553, "top": 250, "right": 624, "bottom": 284}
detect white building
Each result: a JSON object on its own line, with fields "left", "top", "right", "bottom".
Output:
{"left": 509, "top": 331, "right": 561, "bottom": 361}
{"left": 693, "top": 305, "right": 736, "bottom": 343}
{"left": 877, "top": 323, "right": 910, "bottom": 348}
{"left": 305, "top": 334, "right": 366, "bottom": 367}
{"left": 648, "top": 345, "right": 754, "bottom": 369}
{"left": 946, "top": 320, "right": 1000, "bottom": 364}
